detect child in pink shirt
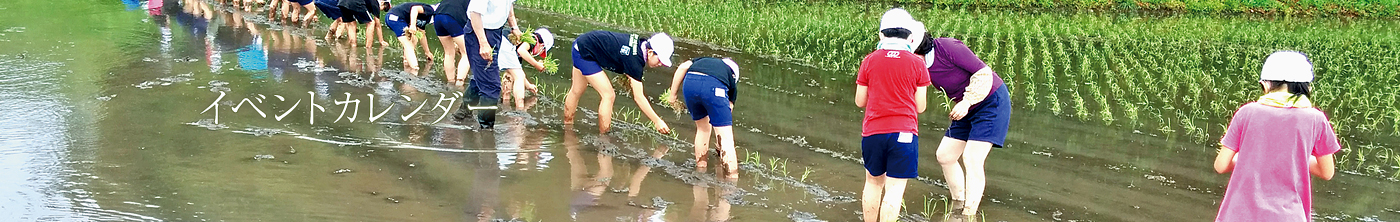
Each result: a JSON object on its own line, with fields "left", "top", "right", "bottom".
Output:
{"left": 1213, "top": 51, "right": 1340, "bottom": 222}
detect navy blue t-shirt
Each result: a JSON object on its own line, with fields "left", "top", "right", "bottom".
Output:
{"left": 575, "top": 30, "right": 647, "bottom": 81}
{"left": 687, "top": 57, "right": 738, "bottom": 103}
{"left": 388, "top": 2, "right": 434, "bottom": 27}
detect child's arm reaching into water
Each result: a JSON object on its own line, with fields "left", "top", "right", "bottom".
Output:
{"left": 664, "top": 61, "right": 694, "bottom": 107}
{"left": 517, "top": 43, "right": 546, "bottom": 72}
{"left": 629, "top": 77, "right": 671, "bottom": 134}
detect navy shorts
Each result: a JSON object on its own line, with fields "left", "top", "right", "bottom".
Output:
{"left": 466, "top": 28, "right": 504, "bottom": 100}
{"left": 385, "top": 19, "right": 409, "bottom": 37}
{"left": 432, "top": 14, "right": 465, "bottom": 37}
{"left": 339, "top": 6, "right": 372, "bottom": 24}
{"left": 861, "top": 132, "right": 919, "bottom": 178}
{"left": 314, "top": 0, "right": 340, "bottom": 20}
{"left": 945, "top": 86, "right": 1012, "bottom": 148}
{"left": 571, "top": 44, "right": 604, "bottom": 76}
{"left": 682, "top": 74, "right": 733, "bottom": 127}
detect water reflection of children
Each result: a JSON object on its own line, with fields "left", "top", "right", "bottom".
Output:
{"left": 501, "top": 97, "right": 550, "bottom": 171}
{"left": 665, "top": 57, "right": 741, "bottom": 178}
{"left": 688, "top": 165, "right": 736, "bottom": 222}
{"left": 465, "top": 131, "right": 503, "bottom": 222}
{"left": 623, "top": 144, "right": 669, "bottom": 208}
{"left": 564, "top": 125, "right": 615, "bottom": 218}
{"left": 1212, "top": 51, "right": 1338, "bottom": 221}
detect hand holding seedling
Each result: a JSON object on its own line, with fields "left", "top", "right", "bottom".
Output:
{"left": 479, "top": 45, "right": 494, "bottom": 61}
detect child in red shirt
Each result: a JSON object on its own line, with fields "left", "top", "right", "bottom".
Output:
{"left": 855, "top": 8, "right": 930, "bottom": 222}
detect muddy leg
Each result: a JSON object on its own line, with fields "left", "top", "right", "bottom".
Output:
{"left": 714, "top": 126, "right": 737, "bottom": 178}
{"left": 880, "top": 178, "right": 909, "bottom": 222}
{"left": 398, "top": 35, "right": 418, "bottom": 69}
{"left": 562, "top": 67, "right": 587, "bottom": 123}
{"left": 861, "top": 172, "right": 885, "bottom": 222}
{"left": 936, "top": 137, "right": 969, "bottom": 203}
{"left": 693, "top": 117, "right": 713, "bottom": 168}
{"left": 960, "top": 141, "right": 994, "bottom": 216}
{"left": 581, "top": 72, "right": 616, "bottom": 133}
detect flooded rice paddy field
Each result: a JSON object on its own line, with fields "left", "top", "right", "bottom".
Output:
{"left": 0, "top": 0, "right": 1397, "bottom": 221}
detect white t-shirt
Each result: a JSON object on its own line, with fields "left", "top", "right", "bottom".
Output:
{"left": 467, "top": 0, "right": 516, "bottom": 29}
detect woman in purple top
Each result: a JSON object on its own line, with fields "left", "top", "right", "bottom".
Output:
{"left": 912, "top": 34, "right": 1012, "bottom": 222}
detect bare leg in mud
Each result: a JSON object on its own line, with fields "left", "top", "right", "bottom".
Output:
{"left": 398, "top": 34, "right": 420, "bottom": 70}
{"left": 344, "top": 21, "right": 358, "bottom": 47}
{"left": 562, "top": 68, "right": 616, "bottom": 133}
{"left": 437, "top": 35, "right": 462, "bottom": 85}
{"left": 936, "top": 137, "right": 994, "bottom": 219}
{"left": 502, "top": 68, "right": 535, "bottom": 110}
{"left": 714, "top": 125, "right": 737, "bottom": 178}
{"left": 692, "top": 117, "right": 713, "bottom": 168}
{"left": 298, "top": 3, "right": 315, "bottom": 23}
{"left": 862, "top": 171, "right": 909, "bottom": 222}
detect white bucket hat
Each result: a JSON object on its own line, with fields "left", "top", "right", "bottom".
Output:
{"left": 1260, "top": 51, "right": 1314, "bottom": 83}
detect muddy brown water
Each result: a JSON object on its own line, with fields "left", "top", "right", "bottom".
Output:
{"left": 0, "top": 0, "right": 1397, "bottom": 221}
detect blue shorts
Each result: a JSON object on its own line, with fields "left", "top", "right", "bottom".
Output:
{"left": 571, "top": 44, "right": 604, "bottom": 76}
{"left": 314, "top": 0, "right": 340, "bottom": 20}
{"left": 339, "top": 6, "right": 372, "bottom": 24}
{"left": 861, "top": 132, "right": 919, "bottom": 178}
{"left": 945, "top": 86, "right": 1012, "bottom": 148}
{"left": 682, "top": 74, "right": 733, "bottom": 127}
{"left": 385, "top": 19, "right": 409, "bottom": 37}
{"left": 432, "top": 14, "right": 465, "bottom": 37}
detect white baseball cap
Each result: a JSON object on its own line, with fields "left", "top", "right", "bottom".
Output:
{"left": 533, "top": 28, "right": 555, "bottom": 50}
{"left": 647, "top": 33, "right": 675, "bottom": 67}
{"left": 1259, "top": 51, "right": 1314, "bottom": 83}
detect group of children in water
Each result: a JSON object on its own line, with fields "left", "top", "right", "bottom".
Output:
{"left": 201, "top": 1, "right": 1343, "bottom": 220}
